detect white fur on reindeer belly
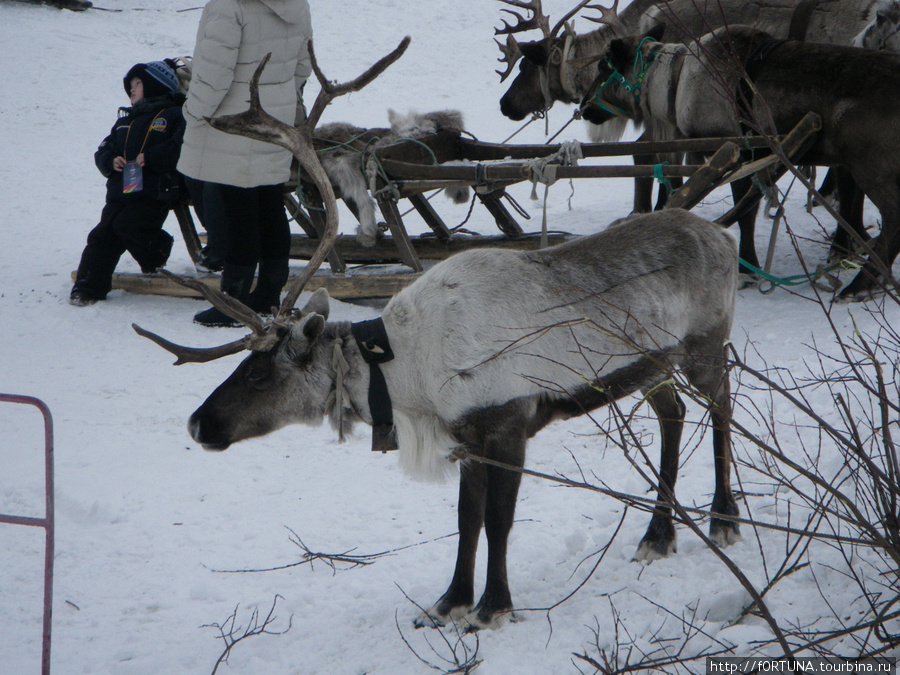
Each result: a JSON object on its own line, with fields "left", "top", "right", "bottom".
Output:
{"left": 377, "top": 218, "right": 731, "bottom": 480}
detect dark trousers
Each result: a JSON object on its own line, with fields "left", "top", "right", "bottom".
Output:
{"left": 184, "top": 176, "right": 227, "bottom": 265}
{"left": 73, "top": 199, "right": 173, "bottom": 299}
{"left": 206, "top": 182, "right": 290, "bottom": 268}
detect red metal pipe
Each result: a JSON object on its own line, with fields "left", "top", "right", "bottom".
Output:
{"left": 0, "top": 393, "right": 55, "bottom": 675}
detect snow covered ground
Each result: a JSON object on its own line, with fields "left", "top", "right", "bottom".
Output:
{"left": 1, "top": 1, "right": 898, "bottom": 673}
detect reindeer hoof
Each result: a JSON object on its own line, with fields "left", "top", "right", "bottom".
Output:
{"left": 710, "top": 520, "right": 742, "bottom": 548}
{"left": 413, "top": 600, "right": 470, "bottom": 630}
{"left": 835, "top": 279, "right": 881, "bottom": 303}
{"left": 461, "top": 607, "right": 520, "bottom": 632}
{"left": 356, "top": 225, "right": 377, "bottom": 248}
{"left": 633, "top": 536, "right": 676, "bottom": 562}
{"left": 737, "top": 272, "right": 759, "bottom": 290}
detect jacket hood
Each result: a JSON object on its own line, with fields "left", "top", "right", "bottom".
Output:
{"left": 254, "top": 0, "right": 309, "bottom": 24}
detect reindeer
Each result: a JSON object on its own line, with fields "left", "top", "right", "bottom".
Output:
{"left": 496, "top": 0, "right": 900, "bottom": 216}
{"left": 134, "top": 40, "right": 742, "bottom": 631}
{"left": 315, "top": 109, "right": 469, "bottom": 247}
{"left": 580, "top": 22, "right": 900, "bottom": 300}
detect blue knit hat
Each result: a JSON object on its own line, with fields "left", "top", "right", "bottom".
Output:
{"left": 124, "top": 61, "right": 179, "bottom": 99}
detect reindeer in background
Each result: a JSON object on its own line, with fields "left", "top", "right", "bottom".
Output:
{"left": 496, "top": 0, "right": 900, "bottom": 216}
{"left": 580, "top": 19, "right": 900, "bottom": 300}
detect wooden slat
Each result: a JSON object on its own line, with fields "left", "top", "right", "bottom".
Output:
{"left": 171, "top": 199, "right": 202, "bottom": 264}
{"left": 455, "top": 135, "right": 779, "bottom": 161}
{"left": 286, "top": 232, "right": 573, "bottom": 263}
{"left": 376, "top": 195, "right": 423, "bottom": 272}
{"left": 664, "top": 142, "right": 742, "bottom": 211}
{"left": 477, "top": 190, "right": 524, "bottom": 237}
{"left": 95, "top": 271, "right": 418, "bottom": 300}
{"left": 407, "top": 193, "right": 452, "bottom": 241}
{"left": 716, "top": 112, "right": 822, "bottom": 226}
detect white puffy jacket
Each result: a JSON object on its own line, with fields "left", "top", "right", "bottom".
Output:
{"left": 177, "top": 0, "right": 311, "bottom": 187}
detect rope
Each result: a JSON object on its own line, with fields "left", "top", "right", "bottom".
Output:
{"left": 521, "top": 141, "right": 583, "bottom": 249}
{"left": 502, "top": 112, "right": 543, "bottom": 144}
{"left": 326, "top": 338, "right": 351, "bottom": 442}
{"left": 740, "top": 257, "right": 850, "bottom": 294}
{"left": 653, "top": 161, "right": 673, "bottom": 193}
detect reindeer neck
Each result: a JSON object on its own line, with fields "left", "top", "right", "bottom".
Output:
{"left": 570, "top": 28, "right": 622, "bottom": 99}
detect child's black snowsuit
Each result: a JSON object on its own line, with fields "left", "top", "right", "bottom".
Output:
{"left": 72, "top": 92, "right": 186, "bottom": 301}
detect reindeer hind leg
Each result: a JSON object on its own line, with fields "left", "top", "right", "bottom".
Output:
{"left": 684, "top": 341, "right": 741, "bottom": 547}
{"left": 634, "top": 383, "right": 685, "bottom": 561}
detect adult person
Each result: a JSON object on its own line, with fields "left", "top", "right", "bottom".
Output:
{"left": 70, "top": 61, "right": 185, "bottom": 306}
{"left": 177, "top": 0, "right": 312, "bottom": 326}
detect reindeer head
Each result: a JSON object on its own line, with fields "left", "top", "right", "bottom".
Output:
{"left": 184, "top": 289, "right": 355, "bottom": 450}
{"left": 132, "top": 39, "right": 409, "bottom": 450}
{"left": 496, "top": 0, "right": 626, "bottom": 120}
{"left": 579, "top": 23, "right": 665, "bottom": 126}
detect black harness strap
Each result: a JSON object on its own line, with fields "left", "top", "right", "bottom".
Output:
{"left": 350, "top": 318, "right": 398, "bottom": 453}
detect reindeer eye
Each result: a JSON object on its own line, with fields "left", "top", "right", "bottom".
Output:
{"left": 246, "top": 366, "right": 271, "bottom": 390}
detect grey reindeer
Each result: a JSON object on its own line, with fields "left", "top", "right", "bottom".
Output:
{"left": 497, "top": 0, "right": 900, "bottom": 220}
{"left": 135, "top": 44, "right": 742, "bottom": 631}
{"left": 580, "top": 20, "right": 900, "bottom": 300}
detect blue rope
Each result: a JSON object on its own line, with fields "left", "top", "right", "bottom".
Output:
{"left": 653, "top": 161, "right": 672, "bottom": 193}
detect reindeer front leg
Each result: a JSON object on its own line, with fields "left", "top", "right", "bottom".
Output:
{"left": 466, "top": 438, "right": 525, "bottom": 630}
{"left": 415, "top": 460, "right": 486, "bottom": 627}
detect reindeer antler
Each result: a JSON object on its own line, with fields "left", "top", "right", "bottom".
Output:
{"left": 495, "top": 0, "right": 548, "bottom": 81}
{"left": 133, "top": 37, "right": 410, "bottom": 364}
{"left": 584, "top": 0, "right": 626, "bottom": 34}
{"left": 494, "top": 0, "right": 594, "bottom": 80}
{"left": 496, "top": 0, "right": 549, "bottom": 37}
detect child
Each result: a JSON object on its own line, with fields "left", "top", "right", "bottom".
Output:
{"left": 70, "top": 61, "right": 186, "bottom": 306}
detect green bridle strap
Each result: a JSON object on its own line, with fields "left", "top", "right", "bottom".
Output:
{"left": 592, "top": 36, "right": 659, "bottom": 116}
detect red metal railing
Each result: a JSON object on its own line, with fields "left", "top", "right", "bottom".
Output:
{"left": 0, "top": 394, "right": 55, "bottom": 675}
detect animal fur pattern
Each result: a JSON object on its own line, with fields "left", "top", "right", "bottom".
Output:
{"left": 314, "top": 109, "right": 468, "bottom": 247}
{"left": 584, "top": 24, "right": 900, "bottom": 298}
{"left": 852, "top": 0, "right": 900, "bottom": 50}
{"left": 188, "top": 208, "right": 742, "bottom": 629}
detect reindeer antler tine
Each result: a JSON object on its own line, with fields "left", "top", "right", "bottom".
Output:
{"left": 158, "top": 270, "right": 267, "bottom": 334}
{"left": 202, "top": 39, "right": 411, "bottom": 332}
{"left": 305, "top": 36, "right": 410, "bottom": 130}
{"left": 495, "top": 0, "right": 549, "bottom": 37}
{"left": 132, "top": 324, "right": 250, "bottom": 365}
{"left": 584, "top": 0, "right": 625, "bottom": 31}
{"left": 495, "top": 34, "right": 522, "bottom": 81}
{"left": 274, "top": 37, "right": 410, "bottom": 318}
{"left": 549, "top": 0, "right": 593, "bottom": 40}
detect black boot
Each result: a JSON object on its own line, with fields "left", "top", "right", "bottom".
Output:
{"left": 247, "top": 257, "right": 288, "bottom": 315}
{"left": 193, "top": 263, "right": 256, "bottom": 327}
{"left": 139, "top": 230, "right": 174, "bottom": 274}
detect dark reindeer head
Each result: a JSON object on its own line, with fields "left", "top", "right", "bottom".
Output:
{"left": 186, "top": 289, "right": 340, "bottom": 450}
{"left": 496, "top": 0, "right": 614, "bottom": 120}
{"left": 132, "top": 39, "right": 410, "bottom": 450}
{"left": 579, "top": 23, "right": 666, "bottom": 125}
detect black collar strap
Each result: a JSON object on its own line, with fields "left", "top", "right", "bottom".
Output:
{"left": 350, "top": 318, "right": 398, "bottom": 453}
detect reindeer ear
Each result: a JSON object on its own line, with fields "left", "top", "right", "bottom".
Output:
{"left": 609, "top": 38, "right": 632, "bottom": 71}
{"left": 300, "top": 287, "right": 330, "bottom": 321}
{"left": 285, "top": 313, "right": 326, "bottom": 362}
{"left": 520, "top": 40, "right": 549, "bottom": 65}
{"left": 646, "top": 22, "right": 666, "bottom": 43}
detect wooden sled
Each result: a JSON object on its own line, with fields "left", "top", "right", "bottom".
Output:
{"left": 102, "top": 112, "right": 821, "bottom": 300}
